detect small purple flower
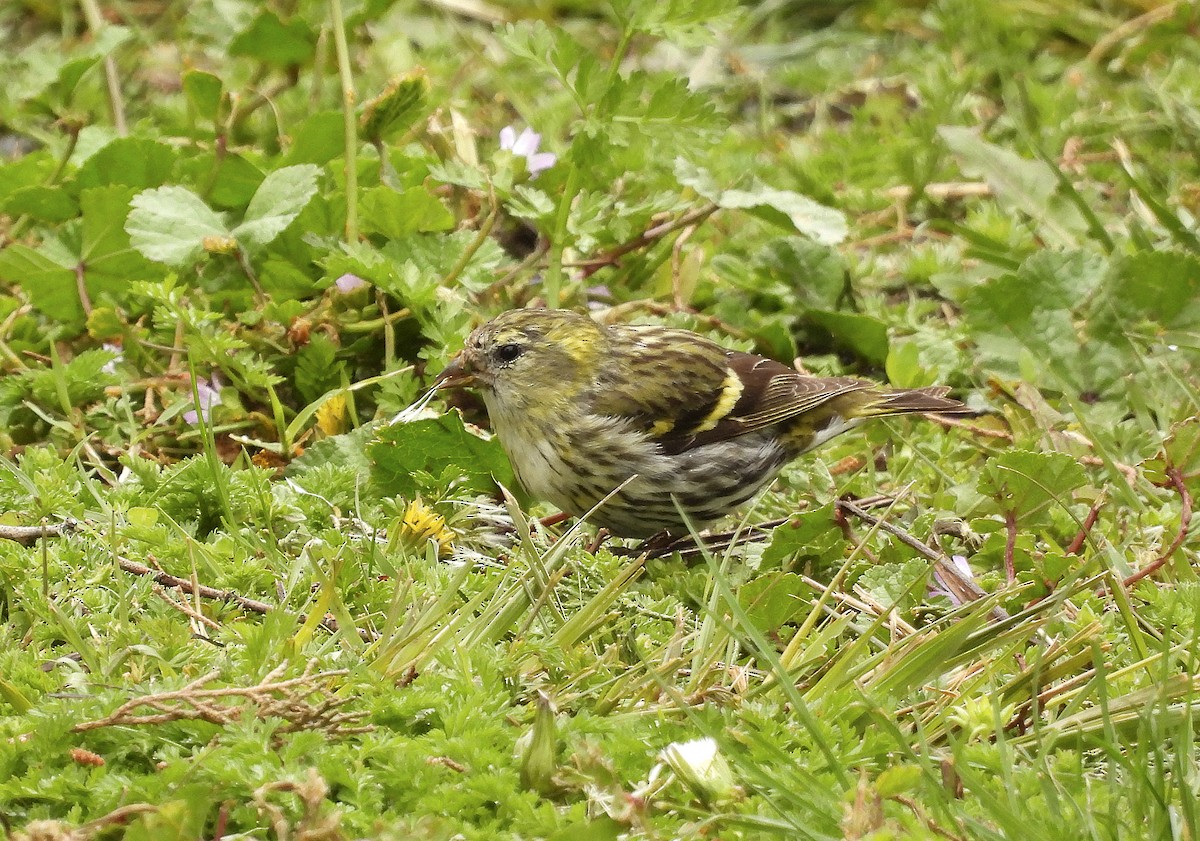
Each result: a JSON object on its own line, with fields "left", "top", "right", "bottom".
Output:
{"left": 184, "top": 374, "right": 223, "bottom": 425}
{"left": 499, "top": 125, "right": 556, "bottom": 177}
{"left": 334, "top": 273, "right": 368, "bottom": 294}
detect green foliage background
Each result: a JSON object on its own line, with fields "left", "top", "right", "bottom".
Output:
{"left": 1, "top": 0, "right": 1198, "bottom": 838}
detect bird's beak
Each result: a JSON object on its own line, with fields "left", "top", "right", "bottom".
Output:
{"left": 435, "top": 350, "right": 480, "bottom": 390}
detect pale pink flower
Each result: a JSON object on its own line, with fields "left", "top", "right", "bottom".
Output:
{"left": 184, "top": 374, "right": 223, "bottom": 425}
{"left": 334, "top": 273, "right": 367, "bottom": 294}
{"left": 499, "top": 126, "right": 556, "bottom": 176}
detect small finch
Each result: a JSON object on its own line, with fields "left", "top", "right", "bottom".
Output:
{"left": 437, "top": 309, "right": 969, "bottom": 538}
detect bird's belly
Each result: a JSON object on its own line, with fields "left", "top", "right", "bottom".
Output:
{"left": 494, "top": 408, "right": 788, "bottom": 536}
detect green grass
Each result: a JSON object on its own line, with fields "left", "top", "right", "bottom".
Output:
{"left": 1, "top": 0, "right": 1199, "bottom": 838}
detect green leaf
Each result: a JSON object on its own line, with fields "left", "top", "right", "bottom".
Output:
{"left": 805, "top": 310, "right": 889, "bottom": 364}
{"left": 738, "top": 572, "right": 809, "bottom": 631}
{"left": 1090, "top": 250, "right": 1200, "bottom": 340}
{"left": 0, "top": 244, "right": 81, "bottom": 326}
{"left": 761, "top": 503, "right": 844, "bottom": 568}
{"left": 288, "top": 423, "right": 376, "bottom": 477}
{"left": 360, "top": 186, "right": 455, "bottom": 239}
{"left": 754, "top": 238, "right": 846, "bottom": 309}
{"left": 229, "top": 11, "right": 317, "bottom": 67}
{"left": 961, "top": 250, "right": 1109, "bottom": 391}
{"left": 858, "top": 559, "right": 928, "bottom": 610}
{"left": 2, "top": 185, "right": 78, "bottom": 221}
{"left": 360, "top": 69, "right": 430, "bottom": 143}
{"left": 232, "top": 164, "right": 320, "bottom": 249}
{"left": 182, "top": 70, "right": 224, "bottom": 124}
{"left": 126, "top": 186, "right": 229, "bottom": 265}
{"left": 886, "top": 341, "right": 925, "bottom": 389}
{"left": 293, "top": 335, "right": 342, "bottom": 403}
{"left": 939, "top": 125, "right": 1087, "bottom": 248}
{"left": 0, "top": 149, "right": 56, "bottom": 196}
{"left": 979, "top": 449, "right": 1087, "bottom": 525}
{"left": 875, "top": 764, "right": 923, "bottom": 798}
{"left": 368, "top": 412, "right": 515, "bottom": 497}
{"left": 80, "top": 186, "right": 160, "bottom": 304}
{"left": 283, "top": 111, "right": 345, "bottom": 166}
{"left": 75, "top": 137, "right": 177, "bottom": 190}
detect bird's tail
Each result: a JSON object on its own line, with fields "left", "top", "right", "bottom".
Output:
{"left": 858, "top": 386, "right": 970, "bottom": 417}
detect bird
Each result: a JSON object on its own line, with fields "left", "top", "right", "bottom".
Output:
{"left": 436, "top": 308, "right": 969, "bottom": 538}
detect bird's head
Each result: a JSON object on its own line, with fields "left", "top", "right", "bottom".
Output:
{"left": 437, "top": 309, "right": 605, "bottom": 409}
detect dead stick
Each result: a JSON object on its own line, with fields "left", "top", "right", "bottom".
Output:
{"left": 115, "top": 556, "right": 374, "bottom": 641}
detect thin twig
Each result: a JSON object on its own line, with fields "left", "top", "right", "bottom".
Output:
{"left": 1123, "top": 467, "right": 1193, "bottom": 587}
{"left": 115, "top": 555, "right": 376, "bottom": 641}
{"left": 836, "top": 499, "right": 1005, "bottom": 618}
{"left": 0, "top": 519, "right": 78, "bottom": 545}
{"left": 1065, "top": 496, "right": 1104, "bottom": 556}
{"left": 570, "top": 203, "right": 719, "bottom": 278}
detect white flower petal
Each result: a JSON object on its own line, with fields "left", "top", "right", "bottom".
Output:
{"left": 499, "top": 125, "right": 517, "bottom": 150}
{"left": 512, "top": 128, "right": 540, "bottom": 157}
{"left": 526, "top": 151, "right": 556, "bottom": 175}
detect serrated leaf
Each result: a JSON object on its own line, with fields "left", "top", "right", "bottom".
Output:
{"left": 294, "top": 334, "right": 342, "bottom": 403}
{"left": 0, "top": 150, "right": 55, "bottom": 196}
{"left": 368, "top": 412, "right": 514, "bottom": 497}
{"left": 360, "top": 186, "right": 454, "bottom": 239}
{"left": 1090, "top": 250, "right": 1200, "bottom": 340}
{"left": 360, "top": 69, "right": 430, "bottom": 143}
{"left": 754, "top": 237, "right": 846, "bottom": 309}
{"left": 288, "top": 423, "right": 377, "bottom": 476}
{"left": 232, "top": 164, "right": 320, "bottom": 249}
{"left": 126, "top": 186, "right": 229, "bottom": 265}
{"left": 858, "top": 559, "right": 928, "bottom": 609}
{"left": 979, "top": 449, "right": 1087, "bottom": 525}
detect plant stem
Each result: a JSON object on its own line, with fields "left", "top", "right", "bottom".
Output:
{"left": 329, "top": 0, "right": 359, "bottom": 242}
{"left": 78, "top": 0, "right": 128, "bottom": 135}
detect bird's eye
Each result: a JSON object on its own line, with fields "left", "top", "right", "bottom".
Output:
{"left": 495, "top": 343, "right": 524, "bottom": 363}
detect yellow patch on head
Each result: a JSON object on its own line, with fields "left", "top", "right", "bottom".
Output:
{"left": 544, "top": 320, "right": 602, "bottom": 366}
{"left": 693, "top": 372, "right": 744, "bottom": 433}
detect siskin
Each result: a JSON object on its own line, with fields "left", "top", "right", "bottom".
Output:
{"left": 437, "top": 309, "right": 969, "bottom": 538}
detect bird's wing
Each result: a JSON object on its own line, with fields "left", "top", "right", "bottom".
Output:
{"left": 587, "top": 326, "right": 874, "bottom": 455}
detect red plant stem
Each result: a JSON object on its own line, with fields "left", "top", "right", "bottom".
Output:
{"left": 1066, "top": 498, "right": 1104, "bottom": 556}
{"left": 1124, "top": 467, "right": 1193, "bottom": 587}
